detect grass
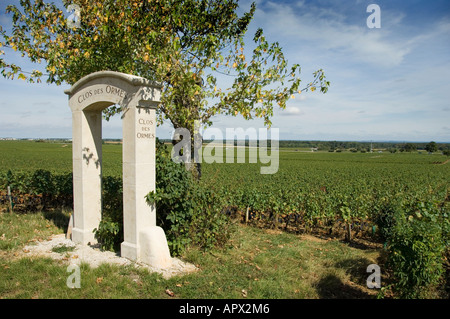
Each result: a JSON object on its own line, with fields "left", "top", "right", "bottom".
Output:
{"left": 179, "top": 227, "right": 381, "bottom": 299}
{"left": 51, "top": 243, "right": 75, "bottom": 254}
{"left": 0, "top": 209, "right": 68, "bottom": 251}
{"left": 0, "top": 210, "right": 383, "bottom": 299}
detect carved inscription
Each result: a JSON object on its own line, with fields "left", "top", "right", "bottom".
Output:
{"left": 137, "top": 118, "right": 155, "bottom": 139}
{"left": 77, "top": 85, "right": 127, "bottom": 104}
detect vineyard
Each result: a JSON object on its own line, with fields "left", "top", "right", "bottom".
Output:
{"left": 0, "top": 141, "right": 122, "bottom": 212}
{"left": 1, "top": 140, "right": 449, "bottom": 298}
{"left": 203, "top": 150, "right": 449, "bottom": 239}
{"left": 1, "top": 140, "right": 449, "bottom": 236}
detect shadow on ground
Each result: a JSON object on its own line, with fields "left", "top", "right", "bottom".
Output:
{"left": 316, "top": 273, "right": 374, "bottom": 299}
{"left": 42, "top": 209, "right": 71, "bottom": 233}
{"left": 316, "top": 256, "right": 379, "bottom": 299}
{"left": 335, "top": 257, "right": 374, "bottom": 286}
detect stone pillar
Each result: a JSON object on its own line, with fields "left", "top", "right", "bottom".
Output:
{"left": 71, "top": 110, "right": 102, "bottom": 245}
{"left": 120, "top": 104, "right": 156, "bottom": 259}
{"left": 120, "top": 102, "right": 171, "bottom": 268}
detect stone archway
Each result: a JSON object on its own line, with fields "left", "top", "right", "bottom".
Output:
{"left": 64, "top": 71, "right": 171, "bottom": 268}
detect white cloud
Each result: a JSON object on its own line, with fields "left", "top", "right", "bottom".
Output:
{"left": 280, "top": 106, "right": 305, "bottom": 116}
{"left": 252, "top": 1, "right": 413, "bottom": 67}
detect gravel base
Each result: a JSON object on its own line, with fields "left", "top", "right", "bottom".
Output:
{"left": 23, "top": 234, "right": 198, "bottom": 279}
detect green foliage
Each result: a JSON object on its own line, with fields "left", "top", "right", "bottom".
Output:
{"left": 373, "top": 198, "right": 403, "bottom": 242}
{"left": 425, "top": 141, "right": 438, "bottom": 153}
{"left": 146, "top": 139, "right": 233, "bottom": 255}
{"left": 31, "top": 169, "right": 55, "bottom": 197}
{"left": 189, "top": 181, "right": 234, "bottom": 250}
{"left": 0, "top": 169, "right": 73, "bottom": 209}
{"left": 93, "top": 219, "right": 122, "bottom": 252}
{"left": 402, "top": 143, "right": 417, "bottom": 153}
{"left": 146, "top": 140, "right": 195, "bottom": 255}
{"left": 93, "top": 176, "right": 124, "bottom": 251}
{"left": 101, "top": 176, "right": 123, "bottom": 222}
{"left": 386, "top": 199, "right": 449, "bottom": 298}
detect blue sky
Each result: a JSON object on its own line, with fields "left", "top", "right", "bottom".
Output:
{"left": 1, "top": 0, "right": 449, "bottom": 141}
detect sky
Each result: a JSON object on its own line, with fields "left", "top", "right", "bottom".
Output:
{"left": 0, "top": 0, "right": 449, "bottom": 142}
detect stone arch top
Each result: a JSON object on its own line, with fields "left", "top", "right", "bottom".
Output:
{"left": 64, "top": 70, "right": 162, "bottom": 112}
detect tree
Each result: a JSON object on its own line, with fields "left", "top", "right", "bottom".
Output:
{"left": 425, "top": 141, "right": 437, "bottom": 153}
{"left": 388, "top": 148, "right": 398, "bottom": 154}
{"left": 0, "top": 0, "right": 330, "bottom": 177}
{"left": 402, "top": 143, "right": 416, "bottom": 153}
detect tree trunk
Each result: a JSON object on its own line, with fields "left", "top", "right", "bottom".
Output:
{"left": 171, "top": 76, "right": 204, "bottom": 180}
{"left": 191, "top": 129, "right": 202, "bottom": 180}
{"left": 171, "top": 128, "right": 202, "bottom": 180}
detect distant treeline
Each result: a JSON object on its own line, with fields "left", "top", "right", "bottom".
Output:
{"left": 6, "top": 138, "right": 450, "bottom": 153}
{"left": 188, "top": 139, "right": 450, "bottom": 152}
{"left": 276, "top": 140, "right": 450, "bottom": 152}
